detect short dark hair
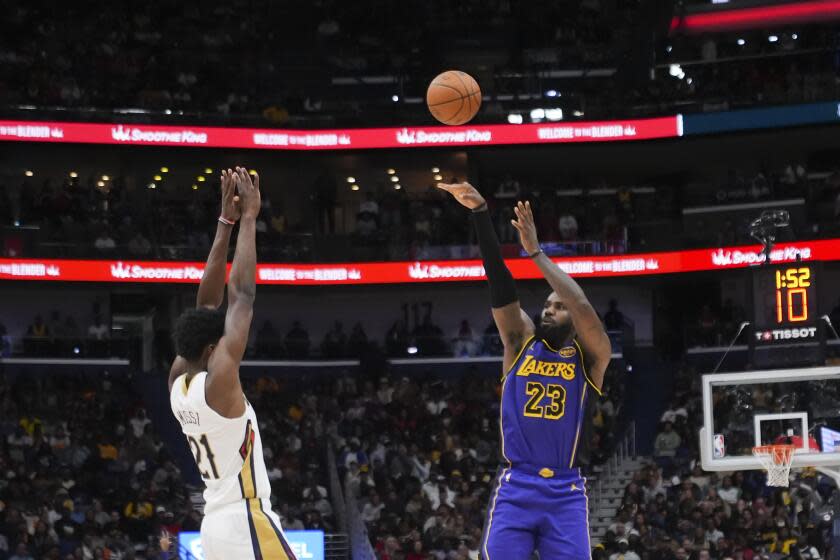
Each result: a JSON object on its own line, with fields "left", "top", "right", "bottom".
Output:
{"left": 173, "top": 308, "right": 225, "bottom": 362}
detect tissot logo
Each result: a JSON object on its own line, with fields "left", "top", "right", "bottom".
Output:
{"left": 755, "top": 327, "right": 817, "bottom": 342}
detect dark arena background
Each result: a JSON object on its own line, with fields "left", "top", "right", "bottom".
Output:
{"left": 2, "top": 1, "right": 840, "bottom": 559}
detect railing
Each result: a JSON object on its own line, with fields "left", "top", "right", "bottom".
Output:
{"left": 1, "top": 335, "right": 136, "bottom": 360}
{"left": 327, "top": 445, "right": 348, "bottom": 534}
{"left": 325, "top": 534, "right": 351, "bottom": 560}
{"left": 591, "top": 421, "right": 637, "bottom": 514}
{"left": 342, "top": 472, "right": 377, "bottom": 560}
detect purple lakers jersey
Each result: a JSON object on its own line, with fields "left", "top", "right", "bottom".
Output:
{"left": 500, "top": 336, "right": 602, "bottom": 469}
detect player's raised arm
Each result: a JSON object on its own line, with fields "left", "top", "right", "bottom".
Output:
{"left": 511, "top": 200, "right": 611, "bottom": 388}
{"left": 437, "top": 182, "right": 535, "bottom": 371}
{"left": 169, "top": 169, "right": 240, "bottom": 391}
{"left": 205, "top": 167, "right": 261, "bottom": 418}
{"left": 197, "top": 169, "right": 240, "bottom": 309}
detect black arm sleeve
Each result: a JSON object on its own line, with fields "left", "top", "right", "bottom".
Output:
{"left": 471, "top": 208, "right": 518, "bottom": 308}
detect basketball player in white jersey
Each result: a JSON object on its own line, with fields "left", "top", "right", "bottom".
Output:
{"left": 169, "top": 167, "right": 297, "bottom": 560}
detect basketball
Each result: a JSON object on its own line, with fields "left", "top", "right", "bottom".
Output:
{"left": 426, "top": 70, "right": 482, "bottom": 126}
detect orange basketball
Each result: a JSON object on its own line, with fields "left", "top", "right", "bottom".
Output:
{"left": 426, "top": 70, "right": 482, "bottom": 126}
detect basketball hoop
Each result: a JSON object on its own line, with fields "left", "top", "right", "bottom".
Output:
{"left": 752, "top": 444, "right": 796, "bottom": 487}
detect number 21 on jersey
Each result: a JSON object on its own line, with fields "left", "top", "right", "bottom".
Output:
{"left": 188, "top": 434, "right": 220, "bottom": 479}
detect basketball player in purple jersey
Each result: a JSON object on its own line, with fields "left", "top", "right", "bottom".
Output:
{"left": 438, "top": 182, "right": 612, "bottom": 559}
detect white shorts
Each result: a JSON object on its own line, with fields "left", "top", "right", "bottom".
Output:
{"left": 200, "top": 498, "right": 297, "bottom": 560}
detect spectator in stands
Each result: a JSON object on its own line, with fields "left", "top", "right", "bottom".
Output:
{"left": 24, "top": 314, "right": 49, "bottom": 355}
{"left": 347, "top": 323, "right": 368, "bottom": 356}
{"left": 422, "top": 474, "right": 456, "bottom": 511}
{"left": 128, "top": 231, "right": 153, "bottom": 257}
{"left": 356, "top": 210, "right": 378, "bottom": 238}
{"left": 412, "top": 315, "right": 446, "bottom": 356}
{"left": 0, "top": 322, "right": 11, "bottom": 357}
{"left": 321, "top": 321, "right": 347, "bottom": 358}
{"left": 285, "top": 320, "right": 311, "bottom": 358}
{"left": 610, "top": 537, "right": 641, "bottom": 560}
{"left": 129, "top": 408, "right": 151, "bottom": 438}
{"left": 654, "top": 422, "right": 681, "bottom": 458}
{"left": 604, "top": 299, "right": 625, "bottom": 331}
{"left": 558, "top": 212, "right": 579, "bottom": 241}
{"left": 255, "top": 320, "right": 280, "bottom": 358}
{"left": 493, "top": 174, "right": 520, "bottom": 200}
{"left": 697, "top": 305, "right": 718, "bottom": 347}
{"left": 384, "top": 318, "right": 409, "bottom": 356}
{"left": 451, "top": 319, "right": 476, "bottom": 357}
{"left": 93, "top": 228, "right": 116, "bottom": 254}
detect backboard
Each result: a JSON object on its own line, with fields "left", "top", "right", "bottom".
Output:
{"left": 700, "top": 366, "right": 840, "bottom": 473}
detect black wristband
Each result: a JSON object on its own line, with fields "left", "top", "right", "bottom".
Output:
{"left": 529, "top": 249, "right": 543, "bottom": 259}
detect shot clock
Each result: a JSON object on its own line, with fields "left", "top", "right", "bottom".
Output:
{"left": 771, "top": 266, "right": 814, "bottom": 325}
{"left": 751, "top": 262, "right": 822, "bottom": 358}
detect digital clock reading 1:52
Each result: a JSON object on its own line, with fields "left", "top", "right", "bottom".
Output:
{"left": 753, "top": 264, "right": 818, "bottom": 330}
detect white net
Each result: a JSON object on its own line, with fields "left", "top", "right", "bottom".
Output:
{"left": 752, "top": 444, "right": 796, "bottom": 487}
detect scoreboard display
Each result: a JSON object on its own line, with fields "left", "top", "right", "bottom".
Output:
{"left": 752, "top": 263, "right": 820, "bottom": 344}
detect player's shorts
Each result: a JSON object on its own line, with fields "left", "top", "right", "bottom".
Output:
{"left": 481, "top": 464, "right": 591, "bottom": 560}
{"left": 200, "top": 498, "right": 298, "bottom": 560}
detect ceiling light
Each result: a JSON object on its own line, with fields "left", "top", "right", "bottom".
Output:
{"left": 96, "top": 181, "right": 105, "bottom": 187}
{"left": 573, "top": 110, "right": 584, "bottom": 117}
{"left": 351, "top": 184, "right": 360, "bottom": 191}
{"left": 737, "top": 38, "right": 745, "bottom": 46}
{"left": 24, "top": 170, "right": 33, "bottom": 177}
{"left": 391, "top": 176, "right": 399, "bottom": 182}
{"left": 346, "top": 176, "right": 356, "bottom": 183}
{"left": 394, "top": 184, "right": 402, "bottom": 190}
{"left": 249, "top": 170, "right": 257, "bottom": 176}
{"left": 102, "top": 175, "right": 110, "bottom": 181}
{"left": 192, "top": 184, "right": 198, "bottom": 190}
{"left": 545, "top": 90, "right": 558, "bottom": 97}
{"left": 148, "top": 183, "right": 156, "bottom": 189}
{"left": 431, "top": 167, "right": 440, "bottom": 173}
{"left": 507, "top": 114, "right": 523, "bottom": 124}
{"left": 160, "top": 167, "right": 169, "bottom": 173}
{"left": 391, "top": 95, "right": 399, "bottom": 102}
{"left": 768, "top": 35, "right": 778, "bottom": 43}
{"left": 545, "top": 108, "right": 563, "bottom": 121}
{"left": 387, "top": 168, "right": 396, "bottom": 175}
{"left": 153, "top": 175, "right": 162, "bottom": 181}
{"left": 204, "top": 168, "right": 213, "bottom": 174}
{"left": 433, "top": 174, "right": 443, "bottom": 181}
{"left": 197, "top": 176, "right": 206, "bottom": 182}
{"left": 530, "top": 108, "right": 545, "bottom": 120}
{"left": 69, "top": 171, "right": 78, "bottom": 178}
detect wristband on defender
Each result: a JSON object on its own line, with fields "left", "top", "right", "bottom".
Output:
{"left": 529, "top": 249, "right": 544, "bottom": 259}
{"left": 218, "top": 216, "right": 235, "bottom": 226}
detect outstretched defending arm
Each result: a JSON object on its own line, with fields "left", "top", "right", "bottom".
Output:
{"left": 437, "top": 182, "right": 535, "bottom": 372}
{"left": 169, "top": 169, "right": 240, "bottom": 391}
{"left": 205, "top": 167, "right": 261, "bottom": 418}
{"left": 511, "top": 200, "right": 611, "bottom": 389}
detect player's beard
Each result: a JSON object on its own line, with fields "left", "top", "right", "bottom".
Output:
{"left": 534, "top": 321, "right": 574, "bottom": 347}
